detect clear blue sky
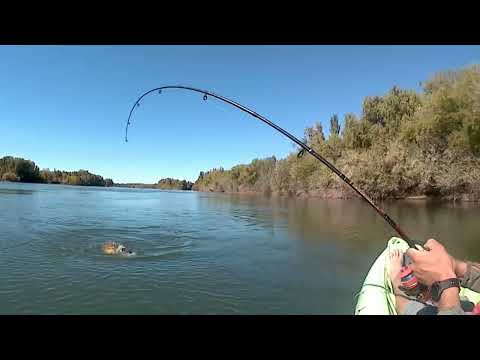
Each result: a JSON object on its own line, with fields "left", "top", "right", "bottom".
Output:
{"left": 1, "top": 45, "right": 479, "bottom": 183}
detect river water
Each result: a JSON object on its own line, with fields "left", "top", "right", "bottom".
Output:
{"left": 1, "top": 182, "right": 479, "bottom": 314}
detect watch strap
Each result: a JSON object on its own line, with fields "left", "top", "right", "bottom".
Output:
{"left": 432, "top": 278, "right": 460, "bottom": 301}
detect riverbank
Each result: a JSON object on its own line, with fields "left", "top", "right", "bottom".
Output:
{"left": 195, "top": 188, "right": 480, "bottom": 202}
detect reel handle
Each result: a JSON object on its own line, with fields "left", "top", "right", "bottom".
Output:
{"left": 402, "top": 240, "right": 427, "bottom": 267}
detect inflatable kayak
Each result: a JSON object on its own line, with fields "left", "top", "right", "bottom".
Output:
{"left": 355, "top": 237, "right": 480, "bottom": 315}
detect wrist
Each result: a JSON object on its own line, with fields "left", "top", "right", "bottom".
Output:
{"left": 437, "top": 287, "right": 460, "bottom": 310}
{"left": 435, "top": 270, "right": 456, "bottom": 283}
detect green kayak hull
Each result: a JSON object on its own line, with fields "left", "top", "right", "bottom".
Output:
{"left": 355, "top": 237, "right": 480, "bottom": 315}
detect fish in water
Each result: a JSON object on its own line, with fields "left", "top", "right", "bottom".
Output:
{"left": 102, "top": 242, "right": 136, "bottom": 256}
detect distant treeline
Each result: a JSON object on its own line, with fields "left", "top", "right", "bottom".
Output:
{"left": 193, "top": 65, "right": 480, "bottom": 201}
{"left": 0, "top": 156, "right": 113, "bottom": 187}
{"left": 115, "top": 178, "right": 193, "bottom": 190}
{"left": 0, "top": 156, "right": 193, "bottom": 190}
{"left": 156, "top": 178, "right": 193, "bottom": 190}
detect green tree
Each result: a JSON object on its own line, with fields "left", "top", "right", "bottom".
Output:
{"left": 342, "top": 113, "right": 372, "bottom": 150}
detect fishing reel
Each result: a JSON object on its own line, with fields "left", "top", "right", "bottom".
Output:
{"left": 398, "top": 244, "right": 431, "bottom": 301}
{"left": 399, "top": 265, "right": 430, "bottom": 301}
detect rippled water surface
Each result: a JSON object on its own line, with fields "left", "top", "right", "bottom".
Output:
{"left": 1, "top": 182, "right": 479, "bottom": 314}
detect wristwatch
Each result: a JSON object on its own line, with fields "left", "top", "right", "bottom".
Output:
{"left": 431, "top": 278, "right": 461, "bottom": 302}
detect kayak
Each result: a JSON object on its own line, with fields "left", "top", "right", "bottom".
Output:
{"left": 354, "top": 237, "right": 480, "bottom": 315}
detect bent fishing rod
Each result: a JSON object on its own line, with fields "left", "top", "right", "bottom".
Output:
{"left": 125, "top": 85, "right": 417, "bottom": 248}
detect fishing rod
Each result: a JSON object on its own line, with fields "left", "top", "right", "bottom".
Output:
{"left": 125, "top": 85, "right": 417, "bottom": 248}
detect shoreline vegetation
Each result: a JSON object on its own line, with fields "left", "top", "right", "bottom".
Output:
{"left": 115, "top": 179, "right": 194, "bottom": 190}
{"left": 0, "top": 156, "right": 115, "bottom": 187}
{"left": 192, "top": 65, "right": 480, "bottom": 202}
{"left": 2, "top": 65, "right": 479, "bottom": 201}
{"left": 0, "top": 156, "right": 194, "bottom": 191}
{"left": 0, "top": 156, "right": 195, "bottom": 191}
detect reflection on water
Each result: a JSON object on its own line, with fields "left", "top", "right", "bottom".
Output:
{"left": 0, "top": 188, "right": 34, "bottom": 195}
{"left": 204, "top": 194, "right": 480, "bottom": 257}
{"left": 0, "top": 182, "right": 479, "bottom": 314}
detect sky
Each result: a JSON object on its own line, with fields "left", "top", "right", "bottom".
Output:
{"left": 1, "top": 45, "right": 479, "bottom": 183}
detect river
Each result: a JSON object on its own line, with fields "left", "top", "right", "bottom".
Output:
{"left": 1, "top": 182, "right": 479, "bottom": 314}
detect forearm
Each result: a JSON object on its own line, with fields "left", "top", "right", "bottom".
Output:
{"left": 436, "top": 260, "right": 480, "bottom": 315}
{"left": 437, "top": 287, "right": 464, "bottom": 315}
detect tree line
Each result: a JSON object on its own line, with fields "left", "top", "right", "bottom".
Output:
{"left": 115, "top": 178, "right": 193, "bottom": 190}
{"left": 0, "top": 156, "right": 193, "bottom": 190}
{"left": 156, "top": 178, "right": 193, "bottom": 190}
{"left": 0, "top": 156, "right": 114, "bottom": 187}
{"left": 193, "top": 65, "right": 480, "bottom": 201}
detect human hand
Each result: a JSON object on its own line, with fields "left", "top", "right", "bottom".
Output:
{"left": 405, "top": 239, "right": 456, "bottom": 286}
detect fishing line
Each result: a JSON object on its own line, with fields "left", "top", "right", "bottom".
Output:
{"left": 206, "top": 96, "right": 251, "bottom": 124}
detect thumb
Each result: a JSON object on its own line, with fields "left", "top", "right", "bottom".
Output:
{"left": 405, "top": 247, "right": 422, "bottom": 260}
{"left": 424, "top": 238, "right": 440, "bottom": 250}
